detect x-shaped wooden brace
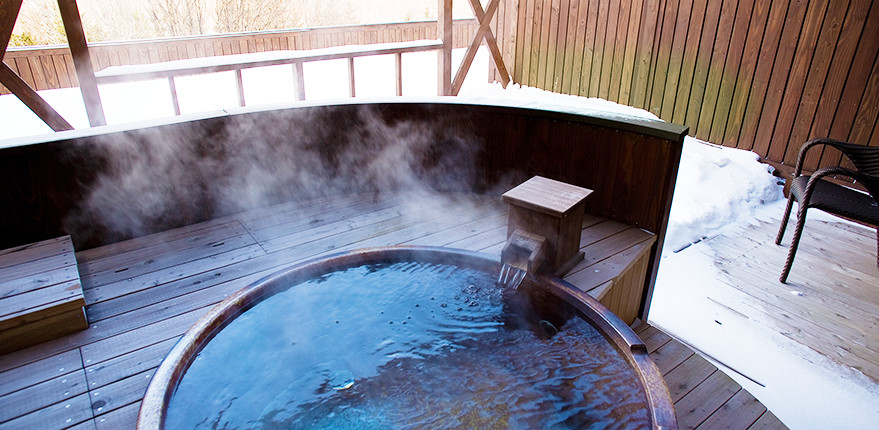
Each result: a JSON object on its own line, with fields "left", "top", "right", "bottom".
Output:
{"left": 1, "top": 0, "right": 74, "bottom": 131}
{"left": 451, "top": 0, "right": 511, "bottom": 95}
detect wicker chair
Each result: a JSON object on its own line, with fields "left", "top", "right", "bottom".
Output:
{"left": 775, "top": 138, "right": 879, "bottom": 283}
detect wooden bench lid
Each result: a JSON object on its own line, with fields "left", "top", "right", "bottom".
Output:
{"left": 501, "top": 176, "right": 593, "bottom": 217}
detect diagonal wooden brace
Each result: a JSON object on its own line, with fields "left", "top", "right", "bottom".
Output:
{"left": 451, "top": 0, "right": 511, "bottom": 95}
{"left": 0, "top": 63, "right": 73, "bottom": 131}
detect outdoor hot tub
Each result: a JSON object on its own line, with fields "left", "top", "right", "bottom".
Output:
{"left": 137, "top": 246, "right": 676, "bottom": 429}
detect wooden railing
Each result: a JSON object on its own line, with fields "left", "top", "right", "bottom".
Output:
{"left": 94, "top": 40, "right": 446, "bottom": 115}
{"left": 1, "top": 20, "right": 477, "bottom": 95}
{"left": 491, "top": 0, "right": 879, "bottom": 172}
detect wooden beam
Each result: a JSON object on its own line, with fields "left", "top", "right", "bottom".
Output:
{"left": 451, "top": 0, "right": 511, "bottom": 95}
{"left": 56, "top": 0, "right": 106, "bottom": 127}
{"left": 0, "top": 0, "right": 24, "bottom": 61}
{"left": 437, "top": 0, "right": 453, "bottom": 95}
{"left": 0, "top": 63, "right": 73, "bottom": 131}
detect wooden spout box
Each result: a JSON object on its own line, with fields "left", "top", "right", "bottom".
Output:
{"left": 502, "top": 176, "right": 593, "bottom": 274}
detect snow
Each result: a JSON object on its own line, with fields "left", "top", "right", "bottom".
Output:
{"left": 2, "top": 46, "right": 879, "bottom": 429}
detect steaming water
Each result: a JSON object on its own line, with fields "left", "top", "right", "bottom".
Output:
{"left": 165, "top": 261, "right": 650, "bottom": 429}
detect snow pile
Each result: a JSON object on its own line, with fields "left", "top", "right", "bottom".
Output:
{"left": 665, "top": 138, "right": 782, "bottom": 252}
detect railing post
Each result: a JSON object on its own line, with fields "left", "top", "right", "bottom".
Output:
{"left": 292, "top": 62, "right": 306, "bottom": 101}
{"left": 395, "top": 52, "right": 403, "bottom": 96}
{"left": 348, "top": 57, "right": 356, "bottom": 97}
{"left": 437, "top": 0, "right": 453, "bottom": 96}
{"left": 57, "top": 0, "right": 106, "bottom": 127}
{"left": 234, "top": 69, "right": 245, "bottom": 107}
{"left": 168, "top": 77, "right": 181, "bottom": 116}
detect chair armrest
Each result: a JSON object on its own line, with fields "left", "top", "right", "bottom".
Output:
{"left": 794, "top": 138, "right": 874, "bottom": 177}
{"left": 794, "top": 137, "right": 848, "bottom": 178}
{"left": 804, "top": 165, "right": 879, "bottom": 203}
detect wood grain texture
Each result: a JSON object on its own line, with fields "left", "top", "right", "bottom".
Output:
{"left": 496, "top": 0, "right": 878, "bottom": 176}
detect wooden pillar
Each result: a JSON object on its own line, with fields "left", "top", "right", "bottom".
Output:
{"left": 0, "top": 1, "right": 23, "bottom": 58}
{"left": 437, "top": 0, "right": 453, "bottom": 95}
{"left": 57, "top": 0, "right": 106, "bottom": 127}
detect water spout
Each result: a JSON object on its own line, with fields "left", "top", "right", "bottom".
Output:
{"left": 498, "top": 229, "right": 547, "bottom": 289}
{"left": 498, "top": 263, "right": 527, "bottom": 290}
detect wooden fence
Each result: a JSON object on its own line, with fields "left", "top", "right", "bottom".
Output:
{"left": 491, "top": 0, "right": 879, "bottom": 172}
{"left": 1, "top": 19, "right": 477, "bottom": 95}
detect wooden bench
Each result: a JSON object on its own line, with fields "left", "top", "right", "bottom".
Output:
{"left": 0, "top": 236, "right": 87, "bottom": 355}
{"left": 94, "top": 40, "right": 445, "bottom": 114}
{"left": 564, "top": 215, "right": 657, "bottom": 325}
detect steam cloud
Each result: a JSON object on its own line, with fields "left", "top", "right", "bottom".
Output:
{"left": 64, "top": 104, "right": 487, "bottom": 243}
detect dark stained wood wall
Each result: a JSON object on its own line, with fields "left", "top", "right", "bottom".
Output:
{"left": 492, "top": 0, "right": 879, "bottom": 171}
{"left": 1, "top": 19, "right": 477, "bottom": 95}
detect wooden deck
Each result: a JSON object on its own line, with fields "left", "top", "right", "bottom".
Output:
{"left": 0, "top": 194, "right": 785, "bottom": 429}
{"left": 699, "top": 211, "right": 879, "bottom": 385}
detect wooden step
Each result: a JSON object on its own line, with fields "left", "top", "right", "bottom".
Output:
{"left": 0, "top": 236, "right": 87, "bottom": 354}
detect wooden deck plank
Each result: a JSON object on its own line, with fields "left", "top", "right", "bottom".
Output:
{"left": 0, "top": 368, "right": 88, "bottom": 423}
{"left": 651, "top": 337, "right": 697, "bottom": 375}
{"left": 1, "top": 265, "right": 81, "bottom": 301}
{"left": 444, "top": 224, "right": 507, "bottom": 252}
{"left": 82, "top": 244, "right": 265, "bottom": 305}
{"left": 0, "top": 236, "right": 72, "bottom": 267}
{"left": 84, "top": 337, "right": 178, "bottom": 391}
{"left": 707, "top": 239, "right": 879, "bottom": 333}
{"left": 697, "top": 388, "right": 767, "bottom": 430}
{"left": 563, "top": 236, "right": 655, "bottom": 291}
{"left": 0, "top": 392, "right": 93, "bottom": 429}
{"left": 578, "top": 218, "right": 630, "bottom": 247}
{"left": 90, "top": 368, "right": 153, "bottom": 421}
{"left": 578, "top": 227, "right": 655, "bottom": 267}
{"left": 256, "top": 206, "right": 405, "bottom": 254}
{"left": 402, "top": 211, "right": 508, "bottom": 247}
{"left": 0, "top": 280, "right": 84, "bottom": 322}
{"left": 75, "top": 217, "right": 243, "bottom": 262}
{"left": 77, "top": 220, "right": 249, "bottom": 278}
{"left": 80, "top": 226, "right": 258, "bottom": 289}
{"left": 0, "top": 349, "right": 81, "bottom": 394}
{"left": 94, "top": 401, "right": 139, "bottom": 430}
{"left": 80, "top": 305, "right": 211, "bottom": 366}
{"left": 675, "top": 370, "right": 742, "bottom": 429}
{"left": 239, "top": 194, "right": 391, "bottom": 241}
{"left": 664, "top": 354, "right": 717, "bottom": 402}
{"left": 0, "top": 250, "right": 76, "bottom": 286}
{"left": 634, "top": 321, "right": 674, "bottom": 353}
{"left": 748, "top": 410, "right": 789, "bottom": 430}
{"left": 85, "top": 260, "right": 272, "bottom": 324}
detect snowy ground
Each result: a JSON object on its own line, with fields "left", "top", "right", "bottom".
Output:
{"left": 2, "top": 47, "right": 878, "bottom": 428}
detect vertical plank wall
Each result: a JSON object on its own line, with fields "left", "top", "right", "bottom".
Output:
{"left": 492, "top": 0, "right": 879, "bottom": 170}
{"left": 1, "top": 19, "right": 477, "bottom": 95}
